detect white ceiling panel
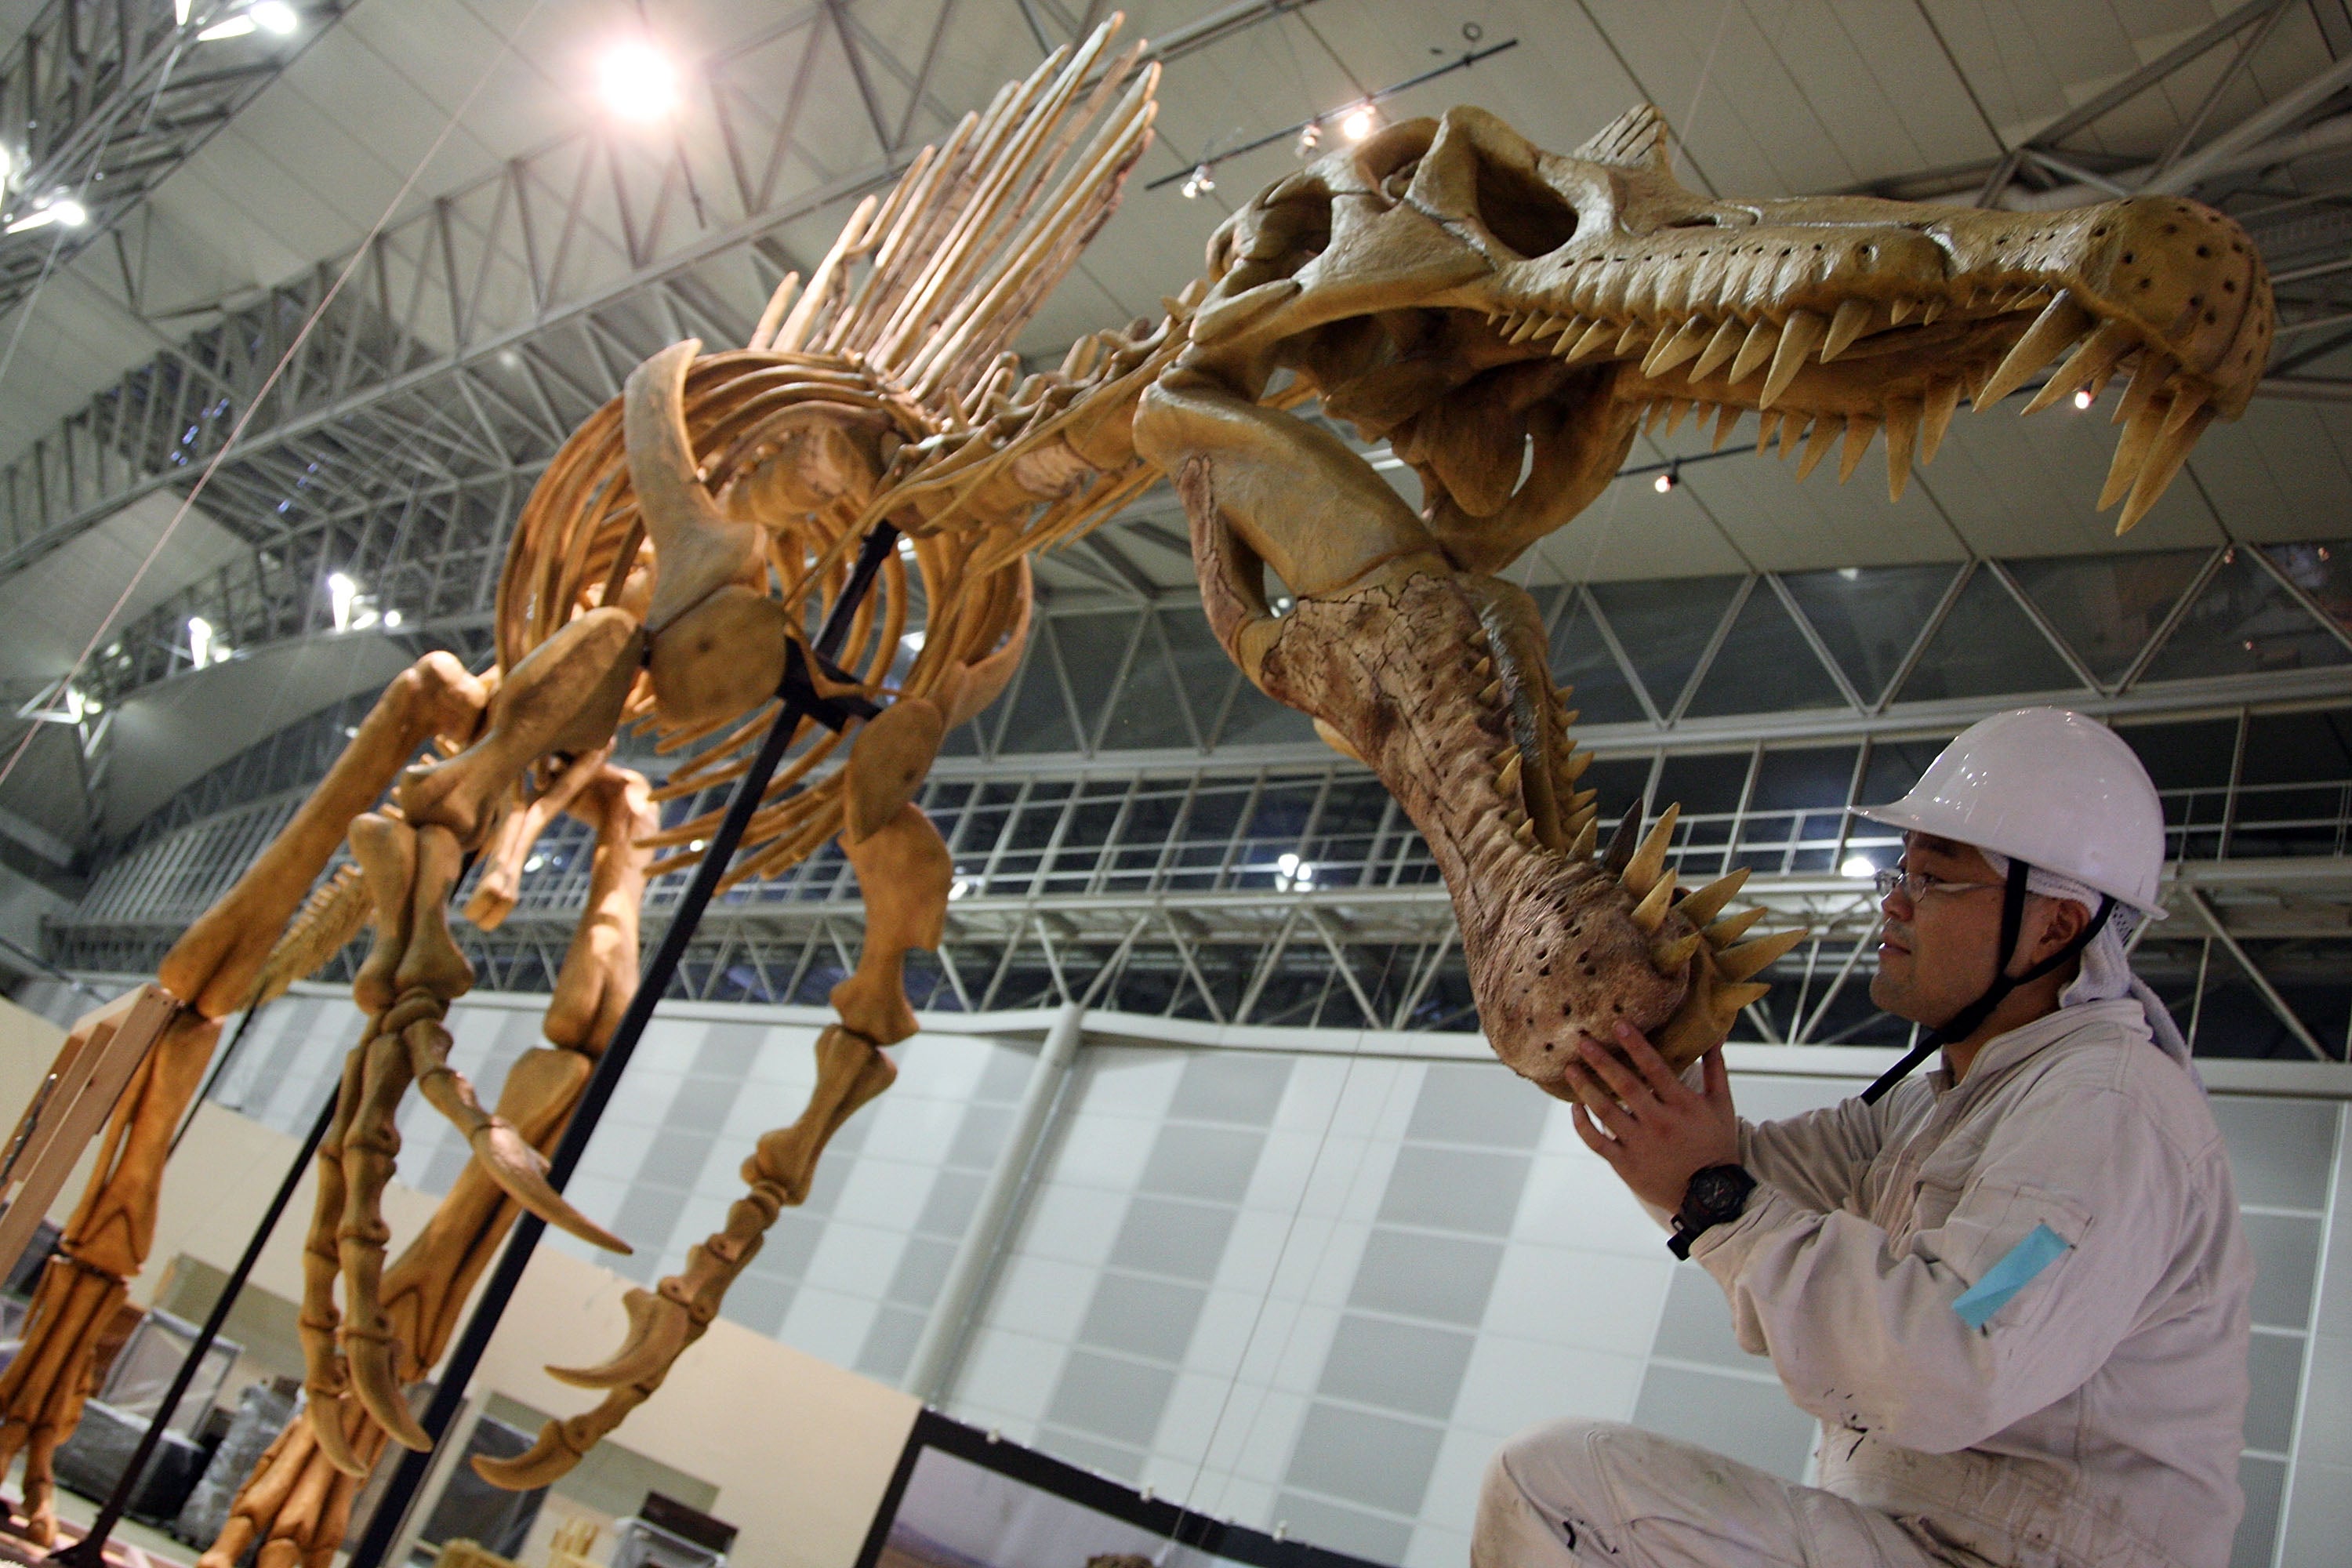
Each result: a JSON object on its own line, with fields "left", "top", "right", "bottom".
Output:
{"left": 0, "top": 491, "right": 249, "bottom": 690}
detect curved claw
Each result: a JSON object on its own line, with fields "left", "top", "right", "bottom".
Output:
{"left": 345, "top": 1330, "right": 432, "bottom": 1452}
{"left": 470, "top": 1119, "right": 633, "bottom": 1253}
{"left": 307, "top": 1393, "right": 372, "bottom": 1478}
{"left": 546, "top": 1287, "right": 688, "bottom": 1389}
{"left": 473, "top": 1424, "right": 587, "bottom": 1490}
{"left": 472, "top": 1387, "right": 652, "bottom": 1492}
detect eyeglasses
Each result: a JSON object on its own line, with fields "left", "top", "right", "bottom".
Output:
{"left": 1873, "top": 866, "right": 2004, "bottom": 902}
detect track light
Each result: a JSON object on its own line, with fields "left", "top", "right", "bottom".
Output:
{"left": 1341, "top": 104, "right": 1376, "bottom": 141}
{"left": 197, "top": 14, "right": 255, "bottom": 39}
{"left": 1296, "top": 121, "right": 1321, "bottom": 157}
{"left": 597, "top": 38, "right": 681, "bottom": 122}
{"left": 2072, "top": 387, "right": 2093, "bottom": 409}
{"left": 1653, "top": 461, "right": 1680, "bottom": 494}
{"left": 1181, "top": 163, "right": 1214, "bottom": 199}
{"left": 252, "top": 1, "right": 298, "bottom": 33}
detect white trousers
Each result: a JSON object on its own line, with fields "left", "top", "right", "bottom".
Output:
{"left": 1472, "top": 1421, "right": 1947, "bottom": 1568}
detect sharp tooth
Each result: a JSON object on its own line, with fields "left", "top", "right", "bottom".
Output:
{"left": 1600, "top": 800, "right": 1645, "bottom": 877}
{"left": 2116, "top": 391, "right": 2213, "bottom": 534}
{"left": 2099, "top": 395, "right": 2166, "bottom": 512}
{"left": 1760, "top": 309, "right": 1825, "bottom": 407}
{"left": 1820, "top": 299, "right": 1875, "bottom": 361}
{"left": 2021, "top": 319, "right": 2136, "bottom": 416}
{"left": 1515, "top": 818, "right": 1538, "bottom": 843}
{"left": 1711, "top": 402, "right": 1741, "bottom": 451}
{"left": 1920, "top": 379, "right": 1960, "bottom": 463}
{"left": 1663, "top": 398, "right": 1690, "bottom": 436}
{"left": 1784, "top": 415, "right": 1810, "bottom": 459}
{"left": 1642, "top": 317, "right": 1713, "bottom": 376}
{"left": 1558, "top": 706, "right": 1582, "bottom": 729}
{"left": 1755, "top": 408, "right": 1784, "bottom": 452}
{"left": 1562, "top": 748, "right": 1592, "bottom": 783}
{"left": 1631, "top": 871, "right": 1677, "bottom": 935}
{"left": 1497, "top": 750, "right": 1523, "bottom": 797}
{"left": 1795, "top": 415, "right": 1839, "bottom": 478}
{"left": 1621, "top": 804, "right": 1679, "bottom": 897}
{"left": 1569, "top": 786, "right": 1598, "bottom": 811}
{"left": 1921, "top": 297, "right": 1947, "bottom": 325}
{"left": 2111, "top": 349, "right": 2173, "bottom": 430}
{"left": 1678, "top": 867, "right": 1751, "bottom": 927}
{"left": 1717, "top": 981, "right": 1774, "bottom": 1011}
{"left": 1838, "top": 414, "right": 1880, "bottom": 484}
{"left": 1509, "top": 312, "right": 1549, "bottom": 344}
{"left": 1705, "top": 906, "right": 1767, "bottom": 947}
{"left": 1690, "top": 318, "right": 1746, "bottom": 381}
{"left": 1728, "top": 318, "right": 1781, "bottom": 383}
{"left": 1888, "top": 297, "right": 1918, "bottom": 326}
{"left": 1615, "top": 321, "right": 1651, "bottom": 356}
{"left": 1471, "top": 655, "right": 1493, "bottom": 678}
{"left": 1531, "top": 314, "right": 1570, "bottom": 341}
{"left": 1479, "top": 681, "right": 1503, "bottom": 705}
{"left": 1884, "top": 397, "right": 1921, "bottom": 501}
{"left": 1563, "top": 318, "right": 1616, "bottom": 362}
{"left": 1717, "top": 927, "right": 1808, "bottom": 982}
{"left": 1976, "top": 290, "right": 2092, "bottom": 410}
{"left": 1570, "top": 815, "right": 1598, "bottom": 858}
{"left": 1653, "top": 931, "right": 1703, "bottom": 971}
{"left": 1644, "top": 401, "right": 1669, "bottom": 435}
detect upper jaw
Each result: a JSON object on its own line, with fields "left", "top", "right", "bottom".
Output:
{"left": 1185, "top": 187, "right": 2271, "bottom": 537}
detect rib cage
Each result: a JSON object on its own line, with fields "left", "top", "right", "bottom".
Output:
{"left": 489, "top": 20, "right": 1173, "bottom": 887}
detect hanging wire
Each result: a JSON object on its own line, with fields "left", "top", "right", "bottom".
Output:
{"left": 0, "top": 0, "right": 556, "bottom": 795}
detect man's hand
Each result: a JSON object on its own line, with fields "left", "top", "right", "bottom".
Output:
{"left": 1564, "top": 1022, "right": 1740, "bottom": 1214}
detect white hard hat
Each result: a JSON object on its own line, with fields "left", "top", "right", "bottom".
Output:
{"left": 1854, "top": 707, "right": 2169, "bottom": 918}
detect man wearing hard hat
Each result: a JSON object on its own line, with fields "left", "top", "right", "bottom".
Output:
{"left": 1473, "top": 709, "right": 2254, "bottom": 1568}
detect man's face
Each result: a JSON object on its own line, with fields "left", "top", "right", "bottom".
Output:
{"left": 1868, "top": 833, "right": 2010, "bottom": 1029}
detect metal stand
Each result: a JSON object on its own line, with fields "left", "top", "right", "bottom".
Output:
{"left": 49, "top": 1084, "right": 339, "bottom": 1566}
{"left": 344, "top": 522, "right": 902, "bottom": 1568}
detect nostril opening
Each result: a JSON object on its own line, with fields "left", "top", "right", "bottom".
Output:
{"left": 2122, "top": 251, "right": 2135, "bottom": 263}
{"left": 2196, "top": 245, "right": 2211, "bottom": 258}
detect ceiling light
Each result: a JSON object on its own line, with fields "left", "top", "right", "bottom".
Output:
{"left": 328, "top": 571, "right": 358, "bottom": 631}
{"left": 188, "top": 616, "right": 223, "bottom": 667}
{"left": 949, "top": 877, "right": 973, "bottom": 901}
{"left": 252, "top": 1, "right": 298, "bottom": 34}
{"left": 5, "top": 196, "right": 85, "bottom": 234}
{"left": 197, "top": 15, "right": 256, "bottom": 40}
{"left": 1296, "top": 122, "right": 1321, "bottom": 157}
{"left": 0, "top": 144, "right": 13, "bottom": 186}
{"left": 383, "top": 607, "right": 402, "bottom": 627}
{"left": 1341, "top": 104, "right": 1376, "bottom": 141}
{"left": 1841, "top": 854, "right": 1876, "bottom": 879}
{"left": 597, "top": 38, "right": 681, "bottom": 122}
{"left": 1181, "top": 163, "right": 1214, "bottom": 199}
{"left": 2071, "top": 387, "right": 2093, "bottom": 409}
{"left": 1653, "top": 461, "right": 1679, "bottom": 494}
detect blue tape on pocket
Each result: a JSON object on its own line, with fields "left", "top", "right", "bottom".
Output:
{"left": 1952, "top": 1223, "right": 2071, "bottom": 1330}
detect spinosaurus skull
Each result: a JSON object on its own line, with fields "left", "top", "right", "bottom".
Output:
{"left": 1175, "top": 103, "right": 2273, "bottom": 576}
{"left": 1134, "top": 105, "right": 2272, "bottom": 1093}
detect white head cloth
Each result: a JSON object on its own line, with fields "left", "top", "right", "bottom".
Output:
{"left": 1981, "top": 850, "right": 2190, "bottom": 1069}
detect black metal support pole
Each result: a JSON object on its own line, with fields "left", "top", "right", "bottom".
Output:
{"left": 50, "top": 1086, "right": 341, "bottom": 1565}
{"left": 344, "top": 523, "right": 902, "bottom": 1568}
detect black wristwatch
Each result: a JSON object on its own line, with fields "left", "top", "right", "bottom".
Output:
{"left": 1668, "top": 1163, "right": 1757, "bottom": 1259}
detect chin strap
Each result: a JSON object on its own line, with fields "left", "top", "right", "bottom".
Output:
{"left": 1861, "top": 858, "right": 2116, "bottom": 1106}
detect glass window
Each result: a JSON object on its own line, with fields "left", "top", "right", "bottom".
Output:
{"left": 2006, "top": 550, "right": 2208, "bottom": 684}
{"left": 2140, "top": 550, "right": 2350, "bottom": 685}
{"left": 1588, "top": 575, "right": 1743, "bottom": 717}
{"left": 1683, "top": 590, "right": 1848, "bottom": 717}
{"left": 1781, "top": 563, "right": 1960, "bottom": 706}
{"left": 1544, "top": 587, "right": 1650, "bottom": 724}
{"left": 1894, "top": 568, "right": 2082, "bottom": 703}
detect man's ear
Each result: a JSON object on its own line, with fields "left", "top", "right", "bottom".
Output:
{"left": 2031, "top": 896, "right": 2094, "bottom": 964}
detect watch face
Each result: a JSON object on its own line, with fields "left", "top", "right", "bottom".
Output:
{"left": 1685, "top": 1166, "right": 1751, "bottom": 1223}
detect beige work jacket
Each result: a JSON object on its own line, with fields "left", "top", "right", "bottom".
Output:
{"left": 1690, "top": 999, "right": 2254, "bottom": 1568}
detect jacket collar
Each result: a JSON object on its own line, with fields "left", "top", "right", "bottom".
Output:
{"left": 1926, "top": 997, "right": 2151, "bottom": 1098}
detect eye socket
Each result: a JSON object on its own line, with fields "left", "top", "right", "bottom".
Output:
{"left": 1475, "top": 157, "right": 1581, "bottom": 256}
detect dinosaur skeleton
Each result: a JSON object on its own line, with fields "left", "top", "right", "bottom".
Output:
{"left": 2, "top": 73, "right": 2267, "bottom": 1568}
{"left": 1133, "top": 103, "right": 2272, "bottom": 1095}
{"left": 2, "top": 25, "right": 1181, "bottom": 1567}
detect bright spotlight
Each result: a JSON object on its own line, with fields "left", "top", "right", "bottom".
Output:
{"left": 598, "top": 38, "right": 681, "bottom": 122}
{"left": 1296, "top": 122, "right": 1321, "bottom": 157}
{"left": 188, "top": 615, "right": 223, "bottom": 667}
{"left": 5, "top": 196, "right": 86, "bottom": 234}
{"left": 197, "top": 15, "right": 256, "bottom": 40}
{"left": 328, "top": 571, "right": 358, "bottom": 631}
{"left": 1341, "top": 104, "right": 1376, "bottom": 142}
{"left": 252, "top": 1, "right": 298, "bottom": 34}
{"left": 1653, "top": 462, "right": 1681, "bottom": 494}
{"left": 1841, "top": 854, "right": 1876, "bottom": 879}
{"left": 2071, "top": 387, "right": 2093, "bottom": 410}
{"left": 1181, "top": 163, "right": 1214, "bottom": 200}
{"left": 382, "top": 607, "right": 403, "bottom": 628}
